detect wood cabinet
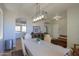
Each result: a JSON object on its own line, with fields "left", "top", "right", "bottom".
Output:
{"left": 31, "top": 33, "right": 44, "bottom": 40}
{"left": 51, "top": 35, "right": 67, "bottom": 48}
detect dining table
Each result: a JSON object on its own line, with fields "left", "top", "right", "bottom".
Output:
{"left": 24, "top": 38, "right": 70, "bottom": 56}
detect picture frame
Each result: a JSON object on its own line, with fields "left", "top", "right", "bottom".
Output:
{"left": 33, "top": 26, "right": 41, "bottom": 33}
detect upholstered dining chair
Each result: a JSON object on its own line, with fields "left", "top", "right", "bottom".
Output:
{"left": 73, "top": 44, "right": 79, "bottom": 56}
{"left": 21, "top": 33, "right": 32, "bottom": 56}
{"left": 44, "top": 34, "right": 52, "bottom": 43}
{"left": 24, "top": 33, "right": 32, "bottom": 40}
{"left": 21, "top": 37, "right": 27, "bottom": 56}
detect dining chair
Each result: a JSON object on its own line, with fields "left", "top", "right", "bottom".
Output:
{"left": 73, "top": 44, "right": 79, "bottom": 56}
{"left": 21, "top": 37, "right": 27, "bottom": 56}
{"left": 24, "top": 33, "right": 32, "bottom": 40}
{"left": 44, "top": 34, "right": 52, "bottom": 43}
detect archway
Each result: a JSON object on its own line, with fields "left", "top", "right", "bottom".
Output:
{"left": 15, "top": 17, "right": 27, "bottom": 39}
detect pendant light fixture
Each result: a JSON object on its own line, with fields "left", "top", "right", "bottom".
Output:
{"left": 33, "top": 3, "right": 47, "bottom": 22}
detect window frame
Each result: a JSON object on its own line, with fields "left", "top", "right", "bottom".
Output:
{"left": 15, "top": 24, "right": 26, "bottom": 32}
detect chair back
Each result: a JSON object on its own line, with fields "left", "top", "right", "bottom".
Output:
{"left": 21, "top": 37, "right": 27, "bottom": 56}
{"left": 44, "top": 34, "right": 52, "bottom": 43}
{"left": 73, "top": 44, "right": 79, "bottom": 56}
{"left": 25, "top": 33, "right": 32, "bottom": 40}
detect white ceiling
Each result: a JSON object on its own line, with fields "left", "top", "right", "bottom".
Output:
{"left": 2, "top": 3, "right": 79, "bottom": 19}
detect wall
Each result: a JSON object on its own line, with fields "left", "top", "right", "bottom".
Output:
{"left": 67, "top": 6, "right": 79, "bottom": 48}
{"left": 0, "top": 8, "right": 3, "bottom": 40}
{"left": 3, "top": 10, "right": 16, "bottom": 47}
{"left": 26, "top": 17, "right": 33, "bottom": 34}
{"left": 58, "top": 13, "right": 67, "bottom": 35}
{"left": 59, "top": 19, "right": 67, "bottom": 35}
{"left": 47, "top": 22, "right": 53, "bottom": 37}
{"left": 0, "top": 8, "right": 4, "bottom": 52}
{"left": 52, "top": 20, "right": 59, "bottom": 38}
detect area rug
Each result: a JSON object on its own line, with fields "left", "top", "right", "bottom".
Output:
{"left": 11, "top": 49, "right": 24, "bottom": 56}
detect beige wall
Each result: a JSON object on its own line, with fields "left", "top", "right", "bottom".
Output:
{"left": 0, "top": 8, "right": 3, "bottom": 40}
{"left": 67, "top": 6, "right": 79, "bottom": 48}
{"left": 0, "top": 8, "right": 4, "bottom": 52}
{"left": 59, "top": 17, "right": 67, "bottom": 35}
{"left": 52, "top": 20, "right": 59, "bottom": 38}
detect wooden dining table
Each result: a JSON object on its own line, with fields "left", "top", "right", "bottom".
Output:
{"left": 24, "top": 38, "right": 70, "bottom": 56}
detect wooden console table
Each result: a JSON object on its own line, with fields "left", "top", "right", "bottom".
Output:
{"left": 51, "top": 35, "right": 67, "bottom": 48}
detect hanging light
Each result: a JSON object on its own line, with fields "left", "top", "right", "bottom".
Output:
{"left": 33, "top": 3, "right": 46, "bottom": 22}
{"left": 33, "top": 15, "right": 44, "bottom": 22}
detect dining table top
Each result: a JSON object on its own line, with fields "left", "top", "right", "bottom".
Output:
{"left": 24, "top": 38, "right": 70, "bottom": 56}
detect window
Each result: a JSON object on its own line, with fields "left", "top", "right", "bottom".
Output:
{"left": 15, "top": 25, "right": 21, "bottom": 32}
{"left": 22, "top": 25, "right": 26, "bottom": 32}
{"left": 15, "top": 25, "right": 26, "bottom": 32}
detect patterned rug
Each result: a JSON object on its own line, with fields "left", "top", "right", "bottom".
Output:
{"left": 11, "top": 49, "right": 24, "bottom": 56}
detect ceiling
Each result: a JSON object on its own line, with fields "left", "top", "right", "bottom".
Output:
{"left": 1, "top": 3, "right": 79, "bottom": 19}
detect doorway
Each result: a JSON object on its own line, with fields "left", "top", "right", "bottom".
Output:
{"left": 15, "top": 17, "right": 27, "bottom": 39}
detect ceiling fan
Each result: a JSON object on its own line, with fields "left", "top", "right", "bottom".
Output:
{"left": 53, "top": 14, "right": 62, "bottom": 21}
